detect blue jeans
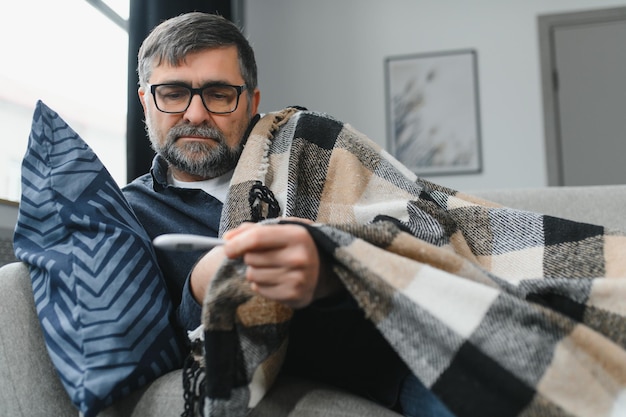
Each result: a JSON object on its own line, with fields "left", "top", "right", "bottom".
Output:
{"left": 398, "top": 373, "right": 456, "bottom": 417}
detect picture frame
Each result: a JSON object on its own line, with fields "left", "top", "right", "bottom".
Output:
{"left": 385, "top": 49, "right": 482, "bottom": 176}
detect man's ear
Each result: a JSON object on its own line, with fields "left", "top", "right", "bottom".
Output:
{"left": 138, "top": 87, "right": 147, "bottom": 113}
{"left": 251, "top": 88, "right": 261, "bottom": 115}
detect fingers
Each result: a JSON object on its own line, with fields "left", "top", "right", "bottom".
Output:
{"left": 222, "top": 221, "right": 256, "bottom": 240}
{"left": 246, "top": 266, "right": 316, "bottom": 308}
{"left": 222, "top": 217, "right": 313, "bottom": 249}
{"left": 222, "top": 221, "right": 320, "bottom": 309}
{"left": 223, "top": 222, "right": 309, "bottom": 259}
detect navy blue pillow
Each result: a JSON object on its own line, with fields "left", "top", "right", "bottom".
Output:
{"left": 13, "top": 101, "right": 183, "bottom": 417}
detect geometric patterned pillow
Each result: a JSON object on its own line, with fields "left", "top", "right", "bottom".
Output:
{"left": 13, "top": 100, "right": 184, "bottom": 417}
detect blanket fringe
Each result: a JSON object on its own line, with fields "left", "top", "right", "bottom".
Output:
{"left": 249, "top": 181, "right": 280, "bottom": 222}
{"left": 181, "top": 353, "right": 206, "bottom": 417}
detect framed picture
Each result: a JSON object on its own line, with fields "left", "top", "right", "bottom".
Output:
{"left": 385, "top": 49, "right": 482, "bottom": 176}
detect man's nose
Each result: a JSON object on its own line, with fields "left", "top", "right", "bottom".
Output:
{"left": 183, "top": 94, "right": 212, "bottom": 124}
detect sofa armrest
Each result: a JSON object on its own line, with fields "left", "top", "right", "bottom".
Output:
{"left": 0, "top": 262, "right": 77, "bottom": 417}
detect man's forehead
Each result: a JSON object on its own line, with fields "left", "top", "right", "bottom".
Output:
{"left": 150, "top": 47, "right": 242, "bottom": 82}
{"left": 155, "top": 45, "right": 238, "bottom": 67}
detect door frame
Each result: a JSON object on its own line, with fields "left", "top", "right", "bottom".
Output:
{"left": 538, "top": 6, "right": 626, "bottom": 186}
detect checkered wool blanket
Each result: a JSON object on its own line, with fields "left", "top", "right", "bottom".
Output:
{"left": 182, "top": 108, "right": 626, "bottom": 417}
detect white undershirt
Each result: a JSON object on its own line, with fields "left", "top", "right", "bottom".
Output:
{"left": 168, "top": 169, "right": 233, "bottom": 203}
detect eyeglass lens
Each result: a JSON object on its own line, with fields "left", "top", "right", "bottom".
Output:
{"left": 154, "top": 85, "right": 241, "bottom": 113}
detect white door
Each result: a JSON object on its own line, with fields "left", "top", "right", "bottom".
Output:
{"left": 539, "top": 8, "right": 626, "bottom": 186}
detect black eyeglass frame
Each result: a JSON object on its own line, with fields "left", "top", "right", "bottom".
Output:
{"left": 148, "top": 83, "right": 248, "bottom": 114}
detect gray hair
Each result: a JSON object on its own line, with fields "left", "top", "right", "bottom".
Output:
{"left": 137, "top": 12, "right": 257, "bottom": 94}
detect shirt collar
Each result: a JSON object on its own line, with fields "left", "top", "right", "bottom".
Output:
{"left": 150, "top": 154, "right": 170, "bottom": 192}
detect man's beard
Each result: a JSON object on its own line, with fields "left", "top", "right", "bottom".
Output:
{"left": 148, "top": 122, "right": 244, "bottom": 179}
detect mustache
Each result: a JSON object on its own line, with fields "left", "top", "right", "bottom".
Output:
{"left": 166, "top": 123, "right": 225, "bottom": 143}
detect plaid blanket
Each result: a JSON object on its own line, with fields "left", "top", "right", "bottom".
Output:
{"left": 183, "top": 108, "right": 626, "bottom": 417}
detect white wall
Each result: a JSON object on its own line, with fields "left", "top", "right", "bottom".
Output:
{"left": 244, "top": 0, "right": 626, "bottom": 191}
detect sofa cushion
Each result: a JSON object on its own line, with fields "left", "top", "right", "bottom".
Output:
{"left": 13, "top": 101, "right": 184, "bottom": 417}
{"left": 97, "top": 371, "right": 403, "bottom": 417}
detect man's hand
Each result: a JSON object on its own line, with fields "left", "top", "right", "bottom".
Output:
{"left": 189, "top": 219, "right": 340, "bottom": 308}
{"left": 222, "top": 221, "right": 320, "bottom": 308}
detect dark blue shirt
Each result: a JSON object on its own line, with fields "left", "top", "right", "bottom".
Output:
{"left": 122, "top": 155, "right": 219, "bottom": 332}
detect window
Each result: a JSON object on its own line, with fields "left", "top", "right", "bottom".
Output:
{"left": 0, "top": 0, "right": 129, "bottom": 202}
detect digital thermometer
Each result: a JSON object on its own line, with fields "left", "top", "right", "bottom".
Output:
{"left": 152, "top": 234, "right": 225, "bottom": 251}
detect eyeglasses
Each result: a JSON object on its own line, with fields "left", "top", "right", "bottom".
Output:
{"left": 148, "top": 83, "right": 247, "bottom": 114}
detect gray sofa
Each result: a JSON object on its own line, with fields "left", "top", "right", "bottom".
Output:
{"left": 2, "top": 184, "right": 625, "bottom": 417}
